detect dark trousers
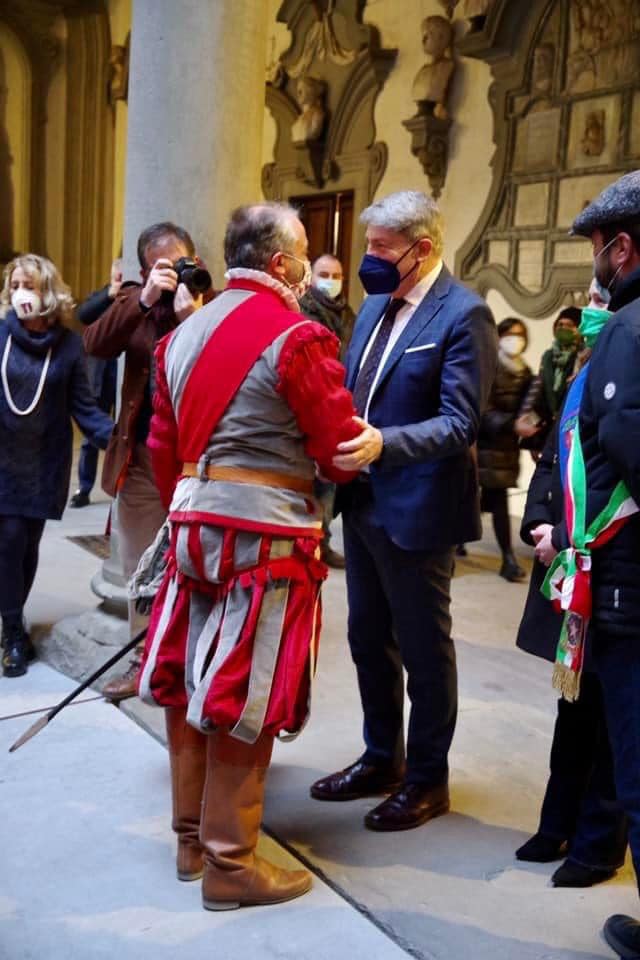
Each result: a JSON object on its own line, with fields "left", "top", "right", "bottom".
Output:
{"left": 343, "top": 487, "right": 456, "bottom": 786}
{"left": 480, "top": 487, "right": 512, "bottom": 555}
{"left": 593, "top": 631, "right": 640, "bottom": 892}
{"left": 77, "top": 357, "right": 117, "bottom": 495}
{"left": 538, "top": 672, "right": 627, "bottom": 870}
{"left": 0, "top": 515, "right": 46, "bottom": 627}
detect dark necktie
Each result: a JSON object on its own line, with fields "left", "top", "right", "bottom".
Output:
{"left": 352, "top": 298, "right": 406, "bottom": 416}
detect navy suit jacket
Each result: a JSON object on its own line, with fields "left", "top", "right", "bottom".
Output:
{"left": 338, "top": 265, "right": 497, "bottom": 551}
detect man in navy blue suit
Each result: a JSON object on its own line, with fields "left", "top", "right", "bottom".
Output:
{"left": 311, "top": 190, "right": 497, "bottom": 831}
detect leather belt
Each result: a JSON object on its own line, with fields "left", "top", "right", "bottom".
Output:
{"left": 181, "top": 462, "right": 313, "bottom": 496}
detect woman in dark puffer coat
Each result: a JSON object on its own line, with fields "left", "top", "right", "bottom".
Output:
{"left": 477, "top": 318, "right": 533, "bottom": 581}
{"left": 0, "top": 254, "right": 113, "bottom": 678}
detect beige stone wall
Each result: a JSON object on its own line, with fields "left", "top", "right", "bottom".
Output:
{"left": 260, "top": 0, "right": 561, "bottom": 380}
{"left": 260, "top": 0, "right": 572, "bottom": 503}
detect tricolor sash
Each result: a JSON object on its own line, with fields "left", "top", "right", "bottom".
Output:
{"left": 541, "top": 363, "right": 638, "bottom": 700}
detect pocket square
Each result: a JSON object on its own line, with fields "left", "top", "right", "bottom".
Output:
{"left": 404, "top": 342, "right": 436, "bottom": 354}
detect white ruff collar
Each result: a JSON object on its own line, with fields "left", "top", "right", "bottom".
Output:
{"left": 224, "top": 268, "right": 301, "bottom": 313}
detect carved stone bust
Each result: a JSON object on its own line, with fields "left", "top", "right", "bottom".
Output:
{"left": 291, "top": 76, "right": 326, "bottom": 145}
{"left": 411, "top": 15, "right": 455, "bottom": 120}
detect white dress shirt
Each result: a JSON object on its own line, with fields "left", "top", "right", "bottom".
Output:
{"left": 359, "top": 260, "right": 443, "bottom": 421}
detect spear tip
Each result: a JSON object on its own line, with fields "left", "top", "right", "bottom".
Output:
{"left": 8, "top": 713, "right": 50, "bottom": 753}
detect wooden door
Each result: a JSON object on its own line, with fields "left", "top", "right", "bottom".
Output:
{"left": 290, "top": 190, "right": 355, "bottom": 301}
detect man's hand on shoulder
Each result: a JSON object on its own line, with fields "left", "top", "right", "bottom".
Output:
{"left": 333, "top": 415, "right": 383, "bottom": 470}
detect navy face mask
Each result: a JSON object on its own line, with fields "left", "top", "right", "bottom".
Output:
{"left": 358, "top": 238, "right": 421, "bottom": 295}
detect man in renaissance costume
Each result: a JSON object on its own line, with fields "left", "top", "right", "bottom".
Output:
{"left": 137, "top": 201, "right": 359, "bottom": 911}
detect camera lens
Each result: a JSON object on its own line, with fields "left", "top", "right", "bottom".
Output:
{"left": 189, "top": 266, "right": 212, "bottom": 292}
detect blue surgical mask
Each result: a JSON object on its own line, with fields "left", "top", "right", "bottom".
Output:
{"left": 358, "top": 239, "right": 421, "bottom": 295}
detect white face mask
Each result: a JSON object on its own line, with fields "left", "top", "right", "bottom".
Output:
{"left": 315, "top": 277, "right": 343, "bottom": 300}
{"left": 11, "top": 289, "right": 42, "bottom": 321}
{"left": 500, "top": 334, "right": 526, "bottom": 357}
{"left": 282, "top": 253, "right": 312, "bottom": 300}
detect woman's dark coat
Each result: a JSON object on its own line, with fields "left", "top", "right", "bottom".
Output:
{"left": 516, "top": 427, "right": 567, "bottom": 663}
{"left": 0, "top": 310, "right": 113, "bottom": 520}
{"left": 478, "top": 359, "right": 532, "bottom": 489}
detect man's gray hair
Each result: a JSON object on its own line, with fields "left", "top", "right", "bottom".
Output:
{"left": 360, "top": 190, "right": 444, "bottom": 256}
{"left": 224, "top": 202, "right": 299, "bottom": 270}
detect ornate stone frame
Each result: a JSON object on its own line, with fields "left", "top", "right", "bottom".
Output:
{"left": 454, "top": 0, "right": 640, "bottom": 316}
{"left": 262, "top": 0, "right": 396, "bottom": 305}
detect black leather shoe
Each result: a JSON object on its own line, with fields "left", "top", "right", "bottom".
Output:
{"left": 552, "top": 859, "right": 615, "bottom": 887}
{"left": 603, "top": 915, "right": 640, "bottom": 959}
{"left": 310, "top": 759, "right": 404, "bottom": 802}
{"left": 500, "top": 552, "right": 526, "bottom": 582}
{"left": 2, "top": 638, "right": 27, "bottom": 678}
{"left": 364, "top": 782, "right": 450, "bottom": 831}
{"left": 516, "top": 832, "right": 566, "bottom": 863}
{"left": 69, "top": 491, "right": 91, "bottom": 508}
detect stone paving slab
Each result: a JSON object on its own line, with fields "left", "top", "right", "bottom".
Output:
{"left": 12, "top": 491, "right": 640, "bottom": 960}
{"left": 0, "top": 663, "right": 410, "bottom": 960}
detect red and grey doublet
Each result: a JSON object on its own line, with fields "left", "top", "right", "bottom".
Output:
{"left": 138, "top": 272, "right": 358, "bottom": 742}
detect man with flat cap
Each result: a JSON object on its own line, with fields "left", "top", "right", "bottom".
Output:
{"left": 533, "top": 170, "right": 640, "bottom": 958}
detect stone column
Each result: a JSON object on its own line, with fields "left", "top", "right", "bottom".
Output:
{"left": 121, "top": 0, "right": 270, "bottom": 281}
{"left": 91, "top": 0, "right": 269, "bottom": 610}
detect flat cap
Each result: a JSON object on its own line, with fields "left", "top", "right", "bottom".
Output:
{"left": 571, "top": 169, "right": 640, "bottom": 237}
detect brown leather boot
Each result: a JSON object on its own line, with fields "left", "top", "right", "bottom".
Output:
{"left": 165, "top": 707, "right": 207, "bottom": 881}
{"left": 102, "top": 643, "right": 143, "bottom": 701}
{"left": 200, "top": 729, "right": 312, "bottom": 910}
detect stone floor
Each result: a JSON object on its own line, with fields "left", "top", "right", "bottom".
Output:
{"left": 0, "top": 477, "right": 636, "bottom": 960}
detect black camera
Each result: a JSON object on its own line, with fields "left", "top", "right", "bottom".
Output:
{"left": 173, "top": 257, "right": 212, "bottom": 295}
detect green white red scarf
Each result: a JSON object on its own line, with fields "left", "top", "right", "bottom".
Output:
{"left": 541, "top": 363, "right": 638, "bottom": 700}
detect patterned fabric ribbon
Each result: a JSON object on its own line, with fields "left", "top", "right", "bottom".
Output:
{"left": 541, "top": 364, "right": 638, "bottom": 700}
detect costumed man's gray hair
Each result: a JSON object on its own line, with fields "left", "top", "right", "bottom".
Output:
{"left": 224, "top": 202, "right": 300, "bottom": 271}
{"left": 360, "top": 190, "right": 444, "bottom": 257}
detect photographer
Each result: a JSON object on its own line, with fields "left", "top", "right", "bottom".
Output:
{"left": 84, "top": 221, "right": 213, "bottom": 699}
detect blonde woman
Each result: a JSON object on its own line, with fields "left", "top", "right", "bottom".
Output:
{"left": 0, "top": 254, "right": 113, "bottom": 677}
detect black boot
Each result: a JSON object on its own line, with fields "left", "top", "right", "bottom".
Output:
{"left": 2, "top": 620, "right": 28, "bottom": 678}
{"left": 499, "top": 552, "right": 526, "bottom": 582}
{"left": 603, "top": 915, "right": 640, "bottom": 959}
{"left": 516, "top": 832, "right": 566, "bottom": 863}
{"left": 552, "top": 858, "right": 615, "bottom": 887}
{"left": 2, "top": 618, "right": 35, "bottom": 661}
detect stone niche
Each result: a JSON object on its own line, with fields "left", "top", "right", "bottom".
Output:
{"left": 261, "top": 0, "right": 396, "bottom": 297}
{"left": 455, "top": 0, "right": 640, "bottom": 316}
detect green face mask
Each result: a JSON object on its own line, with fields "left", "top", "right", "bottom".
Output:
{"left": 555, "top": 327, "right": 577, "bottom": 348}
{"left": 579, "top": 305, "right": 612, "bottom": 348}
